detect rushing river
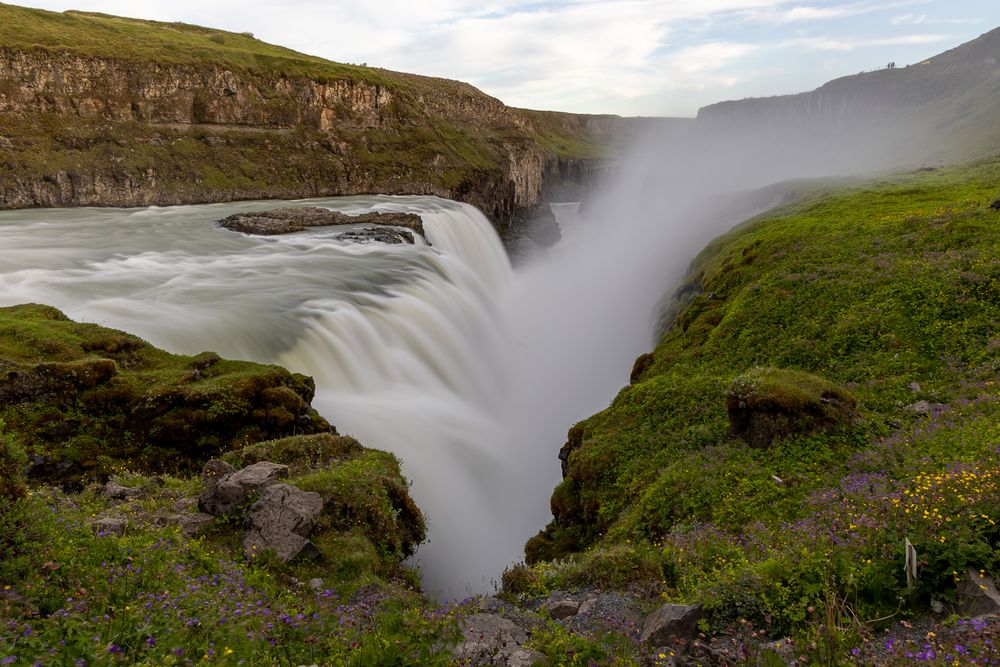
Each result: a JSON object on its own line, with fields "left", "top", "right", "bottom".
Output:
{"left": 0, "top": 195, "right": 643, "bottom": 598}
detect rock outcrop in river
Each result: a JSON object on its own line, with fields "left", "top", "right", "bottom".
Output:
{"left": 218, "top": 207, "right": 423, "bottom": 242}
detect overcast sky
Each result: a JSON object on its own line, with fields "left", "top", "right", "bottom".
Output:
{"left": 13, "top": 0, "right": 999, "bottom": 116}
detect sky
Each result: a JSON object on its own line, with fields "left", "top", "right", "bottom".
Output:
{"left": 12, "top": 0, "right": 1000, "bottom": 116}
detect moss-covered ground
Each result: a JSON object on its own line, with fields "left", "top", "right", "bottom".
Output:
{"left": 515, "top": 157, "right": 1000, "bottom": 662}
{"left": 0, "top": 303, "right": 330, "bottom": 480}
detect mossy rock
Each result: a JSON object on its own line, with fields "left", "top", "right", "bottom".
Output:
{"left": 294, "top": 450, "right": 425, "bottom": 563}
{"left": 222, "top": 433, "right": 363, "bottom": 475}
{"left": 0, "top": 303, "right": 331, "bottom": 480}
{"left": 725, "top": 367, "right": 857, "bottom": 448}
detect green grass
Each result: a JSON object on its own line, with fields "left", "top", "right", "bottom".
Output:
{"left": 0, "top": 303, "right": 330, "bottom": 478}
{"left": 0, "top": 485, "right": 457, "bottom": 666}
{"left": 522, "top": 156, "right": 1000, "bottom": 642}
{"left": 0, "top": 3, "right": 390, "bottom": 85}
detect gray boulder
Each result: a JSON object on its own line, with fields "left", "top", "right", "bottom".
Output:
{"left": 453, "top": 613, "right": 544, "bottom": 667}
{"left": 228, "top": 461, "right": 289, "bottom": 489}
{"left": 542, "top": 594, "right": 581, "bottom": 619}
{"left": 201, "top": 458, "right": 235, "bottom": 484}
{"left": 91, "top": 517, "right": 127, "bottom": 536}
{"left": 172, "top": 512, "right": 215, "bottom": 537}
{"left": 243, "top": 483, "right": 323, "bottom": 563}
{"left": 218, "top": 207, "right": 425, "bottom": 239}
{"left": 641, "top": 604, "right": 702, "bottom": 646}
{"left": 198, "top": 478, "right": 248, "bottom": 516}
{"left": 958, "top": 567, "right": 1000, "bottom": 616}
{"left": 198, "top": 461, "right": 289, "bottom": 516}
{"left": 103, "top": 481, "right": 141, "bottom": 500}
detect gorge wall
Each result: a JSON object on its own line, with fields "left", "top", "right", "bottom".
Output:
{"left": 0, "top": 6, "right": 631, "bottom": 233}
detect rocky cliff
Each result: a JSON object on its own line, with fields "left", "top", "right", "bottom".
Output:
{"left": 0, "top": 4, "right": 629, "bottom": 233}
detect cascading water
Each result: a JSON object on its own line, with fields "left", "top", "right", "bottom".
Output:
{"left": 0, "top": 195, "right": 548, "bottom": 597}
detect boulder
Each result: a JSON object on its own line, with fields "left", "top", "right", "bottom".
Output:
{"left": 103, "top": 480, "right": 141, "bottom": 500}
{"left": 242, "top": 483, "right": 323, "bottom": 563}
{"left": 91, "top": 517, "right": 127, "bottom": 536}
{"left": 228, "top": 461, "right": 289, "bottom": 489}
{"left": 201, "top": 458, "right": 235, "bottom": 484}
{"left": 542, "top": 594, "right": 581, "bottom": 619}
{"left": 958, "top": 568, "right": 1000, "bottom": 616}
{"left": 198, "top": 478, "right": 248, "bottom": 516}
{"left": 333, "top": 227, "right": 415, "bottom": 244}
{"left": 727, "top": 367, "right": 857, "bottom": 448}
{"left": 640, "top": 603, "right": 702, "bottom": 646}
{"left": 171, "top": 512, "right": 214, "bottom": 537}
{"left": 453, "top": 613, "right": 543, "bottom": 667}
{"left": 198, "top": 461, "right": 289, "bottom": 516}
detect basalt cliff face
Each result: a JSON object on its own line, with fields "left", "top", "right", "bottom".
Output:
{"left": 0, "top": 6, "right": 627, "bottom": 232}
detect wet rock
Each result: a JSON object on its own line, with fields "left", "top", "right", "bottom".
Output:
{"left": 218, "top": 207, "right": 425, "bottom": 239}
{"left": 453, "top": 613, "right": 543, "bottom": 667}
{"left": 333, "top": 227, "right": 415, "bottom": 244}
{"left": 242, "top": 483, "right": 323, "bottom": 563}
{"left": 640, "top": 603, "right": 702, "bottom": 646}
{"left": 91, "top": 517, "right": 127, "bottom": 536}
{"left": 103, "top": 480, "right": 141, "bottom": 500}
{"left": 958, "top": 567, "right": 1000, "bottom": 616}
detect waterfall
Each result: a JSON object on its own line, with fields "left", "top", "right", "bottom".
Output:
{"left": 0, "top": 195, "right": 531, "bottom": 598}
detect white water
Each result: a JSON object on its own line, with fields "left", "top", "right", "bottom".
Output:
{"left": 1, "top": 194, "right": 573, "bottom": 597}
{"left": 0, "top": 153, "right": 828, "bottom": 601}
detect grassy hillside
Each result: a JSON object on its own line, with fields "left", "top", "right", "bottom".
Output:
{"left": 0, "top": 307, "right": 444, "bottom": 666}
{"left": 519, "top": 157, "right": 1000, "bottom": 650}
{"left": 0, "top": 3, "right": 390, "bottom": 85}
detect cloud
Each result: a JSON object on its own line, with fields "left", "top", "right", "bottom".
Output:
{"left": 9, "top": 0, "right": 986, "bottom": 115}
{"left": 785, "top": 33, "right": 949, "bottom": 51}
{"left": 668, "top": 42, "right": 758, "bottom": 74}
{"left": 745, "top": 0, "right": 928, "bottom": 24}
{"left": 891, "top": 13, "right": 983, "bottom": 25}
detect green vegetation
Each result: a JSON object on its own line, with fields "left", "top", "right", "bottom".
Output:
{"left": 521, "top": 157, "right": 1000, "bottom": 649}
{"left": 0, "top": 3, "right": 390, "bottom": 85}
{"left": 0, "top": 303, "right": 329, "bottom": 480}
{"left": 0, "top": 485, "right": 456, "bottom": 665}
{"left": 0, "top": 322, "right": 438, "bottom": 664}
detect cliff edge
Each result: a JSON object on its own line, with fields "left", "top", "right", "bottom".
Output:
{"left": 0, "top": 4, "right": 632, "bottom": 232}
